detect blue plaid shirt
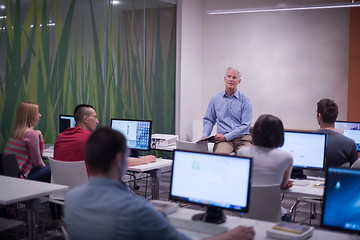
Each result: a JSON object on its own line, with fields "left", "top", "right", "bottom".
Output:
{"left": 203, "top": 90, "right": 252, "bottom": 141}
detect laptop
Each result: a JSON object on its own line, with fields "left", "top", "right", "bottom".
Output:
{"left": 176, "top": 140, "right": 209, "bottom": 153}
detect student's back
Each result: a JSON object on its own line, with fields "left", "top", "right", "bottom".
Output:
{"left": 65, "top": 177, "right": 188, "bottom": 240}
{"left": 315, "top": 129, "right": 357, "bottom": 167}
{"left": 238, "top": 145, "right": 293, "bottom": 185}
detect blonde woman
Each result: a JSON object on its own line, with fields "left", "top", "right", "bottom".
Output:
{"left": 4, "top": 102, "right": 50, "bottom": 182}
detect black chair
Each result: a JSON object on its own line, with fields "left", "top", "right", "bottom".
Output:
{"left": 0, "top": 153, "right": 24, "bottom": 178}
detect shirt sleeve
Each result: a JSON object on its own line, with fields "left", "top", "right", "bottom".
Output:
{"left": 224, "top": 97, "right": 252, "bottom": 141}
{"left": 24, "top": 130, "right": 46, "bottom": 168}
{"left": 203, "top": 97, "right": 217, "bottom": 137}
{"left": 134, "top": 202, "right": 191, "bottom": 240}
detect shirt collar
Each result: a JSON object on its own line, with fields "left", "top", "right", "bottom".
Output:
{"left": 223, "top": 90, "right": 240, "bottom": 99}
{"left": 88, "top": 176, "right": 128, "bottom": 190}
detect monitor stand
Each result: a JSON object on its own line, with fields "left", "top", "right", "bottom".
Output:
{"left": 130, "top": 149, "right": 139, "bottom": 158}
{"left": 291, "top": 169, "right": 307, "bottom": 179}
{"left": 192, "top": 206, "right": 226, "bottom": 224}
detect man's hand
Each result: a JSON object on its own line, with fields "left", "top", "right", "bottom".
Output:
{"left": 206, "top": 226, "right": 255, "bottom": 240}
{"left": 225, "top": 226, "right": 255, "bottom": 240}
{"left": 214, "top": 133, "right": 226, "bottom": 143}
{"left": 140, "top": 155, "right": 156, "bottom": 164}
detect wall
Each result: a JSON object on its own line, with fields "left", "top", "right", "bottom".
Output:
{"left": 177, "top": 0, "right": 204, "bottom": 141}
{"left": 348, "top": 7, "right": 360, "bottom": 121}
{"left": 178, "top": 0, "right": 351, "bottom": 140}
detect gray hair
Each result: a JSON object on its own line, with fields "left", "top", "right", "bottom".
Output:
{"left": 225, "top": 67, "right": 242, "bottom": 78}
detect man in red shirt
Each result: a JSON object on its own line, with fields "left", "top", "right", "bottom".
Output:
{"left": 54, "top": 104, "right": 98, "bottom": 162}
{"left": 54, "top": 104, "right": 156, "bottom": 167}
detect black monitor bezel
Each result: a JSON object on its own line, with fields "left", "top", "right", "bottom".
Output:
{"left": 59, "top": 114, "right": 75, "bottom": 133}
{"left": 282, "top": 130, "right": 327, "bottom": 171}
{"left": 321, "top": 167, "right": 360, "bottom": 235}
{"left": 110, "top": 118, "right": 152, "bottom": 151}
{"left": 169, "top": 149, "right": 252, "bottom": 214}
{"left": 335, "top": 120, "right": 360, "bottom": 152}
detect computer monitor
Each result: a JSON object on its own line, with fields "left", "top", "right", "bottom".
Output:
{"left": 335, "top": 121, "right": 360, "bottom": 152}
{"left": 59, "top": 115, "right": 76, "bottom": 133}
{"left": 169, "top": 150, "right": 252, "bottom": 224}
{"left": 279, "top": 131, "right": 327, "bottom": 170}
{"left": 321, "top": 167, "right": 360, "bottom": 234}
{"left": 110, "top": 118, "right": 152, "bottom": 151}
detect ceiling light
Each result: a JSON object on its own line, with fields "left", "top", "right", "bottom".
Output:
{"left": 0, "top": 16, "right": 6, "bottom": 19}
{"left": 111, "top": 0, "right": 120, "bottom": 4}
{"left": 0, "top": 5, "right": 5, "bottom": 10}
{"left": 207, "top": 3, "right": 360, "bottom": 15}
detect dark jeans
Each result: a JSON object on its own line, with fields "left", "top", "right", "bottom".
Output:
{"left": 28, "top": 165, "right": 51, "bottom": 183}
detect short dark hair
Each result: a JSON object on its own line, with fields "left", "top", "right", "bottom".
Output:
{"left": 85, "top": 127, "right": 127, "bottom": 174}
{"left": 74, "top": 104, "right": 95, "bottom": 123}
{"left": 317, "top": 98, "right": 338, "bottom": 124}
{"left": 252, "top": 114, "right": 284, "bottom": 148}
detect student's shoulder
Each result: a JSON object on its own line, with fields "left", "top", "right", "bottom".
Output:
{"left": 273, "top": 148, "right": 293, "bottom": 161}
{"left": 23, "top": 129, "right": 39, "bottom": 140}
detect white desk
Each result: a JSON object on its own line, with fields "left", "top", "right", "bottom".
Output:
{"left": 283, "top": 177, "right": 324, "bottom": 198}
{"left": 43, "top": 145, "right": 54, "bottom": 159}
{"left": 0, "top": 176, "right": 69, "bottom": 240}
{"left": 127, "top": 158, "right": 173, "bottom": 200}
{"left": 168, "top": 208, "right": 357, "bottom": 240}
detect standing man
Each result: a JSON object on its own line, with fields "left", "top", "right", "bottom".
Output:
{"left": 316, "top": 98, "right": 358, "bottom": 168}
{"left": 202, "top": 67, "right": 252, "bottom": 154}
{"left": 65, "top": 127, "right": 255, "bottom": 240}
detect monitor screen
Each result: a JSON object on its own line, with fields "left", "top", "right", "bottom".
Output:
{"left": 59, "top": 115, "right": 76, "bottom": 133}
{"left": 169, "top": 150, "right": 252, "bottom": 223}
{"left": 321, "top": 167, "right": 360, "bottom": 234}
{"left": 110, "top": 118, "right": 152, "bottom": 151}
{"left": 279, "top": 131, "right": 327, "bottom": 170}
{"left": 335, "top": 121, "right": 360, "bottom": 152}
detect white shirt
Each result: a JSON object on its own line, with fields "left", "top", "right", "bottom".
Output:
{"left": 237, "top": 145, "right": 293, "bottom": 185}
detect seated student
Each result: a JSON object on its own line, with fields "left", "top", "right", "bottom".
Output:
{"left": 237, "top": 114, "right": 293, "bottom": 221}
{"left": 54, "top": 104, "right": 156, "bottom": 168}
{"left": 315, "top": 98, "right": 357, "bottom": 168}
{"left": 4, "top": 102, "right": 50, "bottom": 182}
{"left": 4, "top": 102, "right": 60, "bottom": 219}
{"left": 65, "top": 127, "right": 255, "bottom": 240}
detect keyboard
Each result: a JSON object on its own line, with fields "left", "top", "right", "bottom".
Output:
{"left": 169, "top": 218, "right": 228, "bottom": 235}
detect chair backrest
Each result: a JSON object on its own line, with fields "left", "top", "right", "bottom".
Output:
{"left": 48, "top": 158, "right": 88, "bottom": 188}
{"left": 243, "top": 184, "right": 282, "bottom": 222}
{"left": 0, "top": 153, "right": 21, "bottom": 178}
{"left": 351, "top": 158, "right": 360, "bottom": 169}
{"left": 176, "top": 140, "right": 209, "bottom": 153}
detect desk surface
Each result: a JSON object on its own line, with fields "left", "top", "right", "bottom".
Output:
{"left": 168, "top": 208, "right": 357, "bottom": 240}
{"left": 127, "top": 158, "right": 172, "bottom": 172}
{"left": 283, "top": 177, "right": 324, "bottom": 198}
{"left": 0, "top": 175, "right": 69, "bottom": 205}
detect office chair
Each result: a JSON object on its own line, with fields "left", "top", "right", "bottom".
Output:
{"left": 48, "top": 158, "right": 88, "bottom": 204}
{"left": 0, "top": 153, "right": 25, "bottom": 178}
{"left": 243, "top": 184, "right": 282, "bottom": 222}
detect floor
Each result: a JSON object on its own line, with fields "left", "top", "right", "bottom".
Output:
{"left": 1, "top": 170, "right": 323, "bottom": 239}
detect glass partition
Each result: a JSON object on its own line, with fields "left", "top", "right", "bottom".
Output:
{"left": 0, "top": 0, "right": 176, "bottom": 150}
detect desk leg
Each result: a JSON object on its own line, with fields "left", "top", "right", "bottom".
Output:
{"left": 25, "top": 199, "right": 41, "bottom": 240}
{"left": 150, "top": 169, "right": 161, "bottom": 200}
